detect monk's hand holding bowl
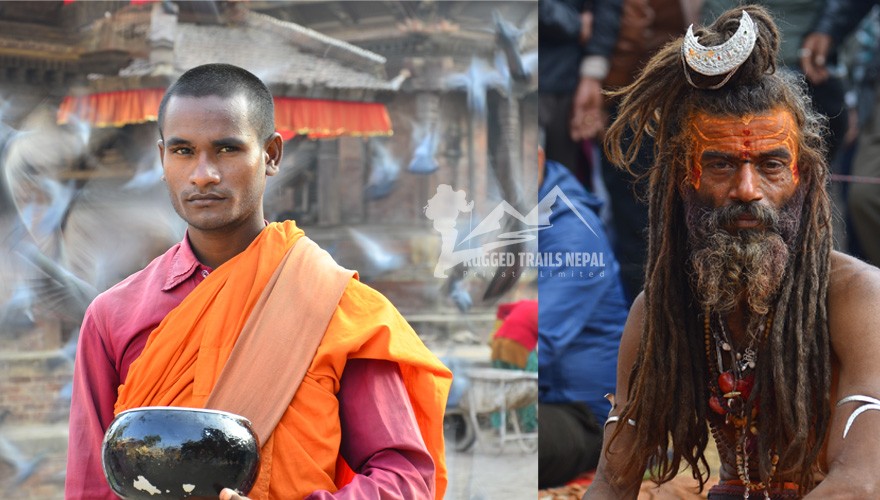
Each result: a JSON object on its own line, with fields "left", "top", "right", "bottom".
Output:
{"left": 219, "top": 488, "right": 249, "bottom": 500}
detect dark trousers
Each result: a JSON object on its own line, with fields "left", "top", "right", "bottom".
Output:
{"left": 538, "top": 402, "right": 602, "bottom": 489}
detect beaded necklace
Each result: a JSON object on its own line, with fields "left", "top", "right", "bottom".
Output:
{"left": 704, "top": 307, "right": 779, "bottom": 499}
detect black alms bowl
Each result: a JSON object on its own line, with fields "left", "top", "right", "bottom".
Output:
{"left": 102, "top": 407, "right": 260, "bottom": 499}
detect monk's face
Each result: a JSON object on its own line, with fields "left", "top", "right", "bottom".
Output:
{"left": 688, "top": 108, "right": 800, "bottom": 231}
{"left": 158, "top": 94, "right": 280, "bottom": 235}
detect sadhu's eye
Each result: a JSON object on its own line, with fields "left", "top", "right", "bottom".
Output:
{"left": 707, "top": 160, "right": 734, "bottom": 170}
{"left": 762, "top": 160, "right": 786, "bottom": 171}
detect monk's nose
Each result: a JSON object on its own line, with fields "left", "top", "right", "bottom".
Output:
{"left": 190, "top": 153, "right": 221, "bottom": 187}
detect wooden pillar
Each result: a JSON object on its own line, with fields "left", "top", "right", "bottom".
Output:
{"left": 337, "top": 136, "right": 365, "bottom": 224}
{"left": 317, "top": 138, "right": 341, "bottom": 226}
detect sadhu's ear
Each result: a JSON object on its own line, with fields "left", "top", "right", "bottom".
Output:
{"left": 678, "top": 156, "right": 701, "bottom": 196}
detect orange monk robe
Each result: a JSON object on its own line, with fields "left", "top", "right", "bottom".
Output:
{"left": 115, "top": 221, "right": 452, "bottom": 498}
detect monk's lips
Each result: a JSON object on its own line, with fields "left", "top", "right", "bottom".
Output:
{"left": 101, "top": 406, "right": 260, "bottom": 499}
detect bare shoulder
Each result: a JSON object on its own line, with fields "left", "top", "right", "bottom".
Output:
{"left": 828, "top": 251, "right": 880, "bottom": 355}
{"left": 628, "top": 291, "right": 647, "bottom": 324}
{"left": 829, "top": 251, "right": 880, "bottom": 309}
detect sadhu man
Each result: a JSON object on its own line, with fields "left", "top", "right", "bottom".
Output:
{"left": 585, "top": 5, "right": 880, "bottom": 499}
{"left": 66, "top": 63, "right": 451, "bottom": 499}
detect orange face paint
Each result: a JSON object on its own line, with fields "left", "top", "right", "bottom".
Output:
{"left": 688, "top": 109, "right": 800, "bottom": 189}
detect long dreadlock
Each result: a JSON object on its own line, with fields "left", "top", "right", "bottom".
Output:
{"left": 602, "top": 4, "right": 832, "bottom": 492}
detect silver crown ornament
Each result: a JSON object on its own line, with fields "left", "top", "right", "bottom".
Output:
{"left": 681, "top": 11, "right": 758, "bottom": 89}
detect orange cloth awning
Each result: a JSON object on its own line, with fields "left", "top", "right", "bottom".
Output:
{"left": 272, "top": 97, "right": 392, "bottom": 140}
{"left": 58, "top": 88, "right": 165, "bottom": 128}
{"left": 64, "top": 0, "right": 159, "bottom": 4}
{"left": 57, "top": 89, "right": 393, "bottom": 140}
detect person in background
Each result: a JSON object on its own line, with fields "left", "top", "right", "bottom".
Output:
{"left": 536, "top": 147, "right": 629, "bottom": 488}
{"left": 600, "top": 0, "right": 700, "bottom": 303}
{"left": 538, "top": 0, "right": 622, "bottom": 187}
{"left": 489, "top": 299, "right": 539, "bottom": 433}
{"left": 801, "top": 0, "right": 880, "bottom": 266}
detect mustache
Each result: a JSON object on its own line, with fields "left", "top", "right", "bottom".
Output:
{"left": 689, "top": 188, "right": 806, "bottom": 247}
{"left": 701, "top": 201, "right": 780, "bottom": 232}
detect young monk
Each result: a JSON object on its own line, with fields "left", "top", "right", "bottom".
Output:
{"left": 66, "top": 63, "right": 451, "bottom": 499}
{"left": 585, "top": 5, "right": 880, "bottom": 499}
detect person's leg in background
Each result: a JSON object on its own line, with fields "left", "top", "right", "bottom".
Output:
{"left": 538, "top": 402, "right": 602, "bottom": 489}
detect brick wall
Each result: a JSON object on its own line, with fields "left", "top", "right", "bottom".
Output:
{"left": 0, "top": 318, "right": 71, "bottom": 497}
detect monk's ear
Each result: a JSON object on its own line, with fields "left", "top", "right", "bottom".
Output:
{"left": 264, "top": 133, "right": 283, "bottom": 177}
{"left": 157, "top": 140, "right": 167, "bottom": 179}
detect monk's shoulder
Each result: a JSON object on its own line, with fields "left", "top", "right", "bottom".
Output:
{"left": 332, "top": 278, "right": 410, "bottom": 331}
{"left": 338, "top": 278, "right": 395, "bottom": 312}
{"left": 88, "top": 245, "right": 177, "bottom": 314}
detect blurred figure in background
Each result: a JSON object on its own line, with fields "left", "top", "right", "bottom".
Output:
{"left": 801, "top": 1, "right": 880, "bottom": 266}
{"left": 489, "top": 299, "right": 538, "bottom": 433}
{"left": 536, "top": 147, "right": 628, "bottom": 488}
{"left": 600, "top": 0, "right": 700, "bottom": 303}
{"left": 538, "top": 0, "right": 622, "bottom": 188}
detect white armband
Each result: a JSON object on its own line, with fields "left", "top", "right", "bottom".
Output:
{"left": 836, "top": 394, "right": 880, "bottom": 438}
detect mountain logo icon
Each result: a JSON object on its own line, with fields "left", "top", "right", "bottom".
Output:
{"left": 424, "top": 184, "right": 597, "bottom": 278}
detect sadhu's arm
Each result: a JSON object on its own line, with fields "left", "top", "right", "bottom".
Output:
{"left": 584, "top": 293, "right": 646, "bottom": 500}
{"left": 806, "top": 253, "right": 880, "bottom": 498}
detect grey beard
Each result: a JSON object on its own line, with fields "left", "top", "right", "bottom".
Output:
{"left": 684, "top": 191, "right": 804, "bottom": 316}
